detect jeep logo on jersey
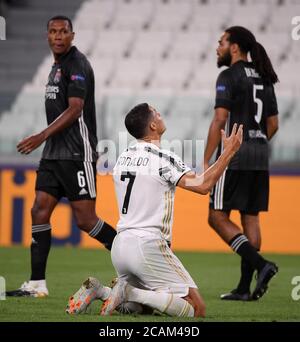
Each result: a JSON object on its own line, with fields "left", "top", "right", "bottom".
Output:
{"left": 71, "top": 74, "right": 85, "bottom": 81}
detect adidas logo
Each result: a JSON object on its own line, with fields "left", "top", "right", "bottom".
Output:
{"left": 79, "top": 188, "right": 88, "bottom": 195}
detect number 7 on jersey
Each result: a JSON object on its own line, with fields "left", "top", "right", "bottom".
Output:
{"left": 120, "top": 171, "right": 136, "bottom": 214}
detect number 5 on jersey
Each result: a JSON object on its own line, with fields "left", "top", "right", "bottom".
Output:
{"left": 121, "top": 171, "right": 136, "bottom": 214}
{"left": 253, "top": 84, "right": 264, "bottom": 124}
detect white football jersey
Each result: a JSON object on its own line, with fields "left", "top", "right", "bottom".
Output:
{"left": 113, "top": 141, "right": 190, "bottom": 243}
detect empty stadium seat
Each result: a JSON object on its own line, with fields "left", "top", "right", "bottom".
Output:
{"left": 0, "top": 0, "right": 299, "bottom": 166}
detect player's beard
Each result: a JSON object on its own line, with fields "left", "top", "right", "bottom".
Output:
{"left": 217, "top": 50, "right": 232, "bottom": 68}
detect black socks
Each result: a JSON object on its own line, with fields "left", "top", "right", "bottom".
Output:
{"left": 236, "top": 257, "right": 255, "bottom": 294}
{"left": 229, "top": 233, "right": 266, "bottom": 272}
{"left": 30, "top": 224, "right": 51, "bottom": 280}
{"left": 89, "top": 219, "right": 116, "bottom": 250}
{"left": 30, "top": 219, "right": 116, "bottom": 281}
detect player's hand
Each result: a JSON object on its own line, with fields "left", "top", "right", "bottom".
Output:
{"left": 221, "top": 123, "right": 243, "bottom": 153}
{"left": 17, "top": 132, "right": 46, "bottom": 154}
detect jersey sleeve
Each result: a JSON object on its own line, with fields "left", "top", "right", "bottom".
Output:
{"left": 67, "top": 59, "right": 87, "bottom": 99}
{"left": 214, "top": 70, "right": 233, "bottom": 111}
{"left": 265, "top": 84, "right": 279, "bottom": 117}
{"left": 159, "top": 152, "right": 191, "bottom": 186}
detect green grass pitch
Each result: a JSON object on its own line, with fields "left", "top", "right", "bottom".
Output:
{"left": 0, "top": 246, "right": 299, "bottom": 322}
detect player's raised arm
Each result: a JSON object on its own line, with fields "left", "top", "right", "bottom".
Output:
{"left": 178, "top": 123, "right": 243, "bottom": 194}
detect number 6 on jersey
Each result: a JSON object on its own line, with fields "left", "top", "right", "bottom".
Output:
{"left": 77, "top": 170, "right": 86, "bottom": 188}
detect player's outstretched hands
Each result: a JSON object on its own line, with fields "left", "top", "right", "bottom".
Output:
{"left": 221, "top": 123, "right": 243, "bottom": 153}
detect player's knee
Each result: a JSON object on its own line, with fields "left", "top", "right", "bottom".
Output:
{"left": 208, "top": 212, "right": 217, "bottom": 229}
{"left": 208, "top": 211, "right": 226, "bottom": 231}
{"left": 31, "top": 202, "right": 50, "bottom": 222}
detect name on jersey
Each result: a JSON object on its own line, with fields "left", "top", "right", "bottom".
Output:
{"left": 45, "top": 85, "right": 59, "bottom": 100}
{"left": 244, "top": 67, "right": 260, "bottom": 78}
{"left": 117, "top": 156, "right": 149, "bottom": 167}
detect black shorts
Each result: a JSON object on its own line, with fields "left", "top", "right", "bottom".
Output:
{"left": 35, "top": 159, "right": 97, "bottom": 201}
{"left": 209, "top": 170, "right": 269, "bottom": 215}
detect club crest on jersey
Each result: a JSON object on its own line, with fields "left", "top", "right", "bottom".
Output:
{"left": 216, "top": 85, "right": 226, "bottom": 91}
{"left": 53, "top": 68, "right": 62, "bottom": 84}
{"left": 71, "top": 74, "right": 85, "bottom": 81}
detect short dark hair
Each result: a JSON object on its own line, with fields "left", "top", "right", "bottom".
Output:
{"left": 125, "top": 103, "right": 153, "bottom": 139}
{"left": 47, "top": 15, "right": 73, "bottom": 31}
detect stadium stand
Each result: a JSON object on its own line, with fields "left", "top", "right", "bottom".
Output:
{"left": 0, "top": 0, "right": 299, "bottom": 167}
{"left": 0, "top": 0, "right": 84, "bottom": 113}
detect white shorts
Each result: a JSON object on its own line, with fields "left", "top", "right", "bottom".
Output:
{"left": 111, "top": 229, "right": 197, "bottom": 298}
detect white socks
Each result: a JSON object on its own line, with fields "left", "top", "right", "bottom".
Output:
{"left": 126, "top": 285, "right": 194, "bottom": 317}
{"left": 28, "top": 279, "right": 47, "bottom": 289}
